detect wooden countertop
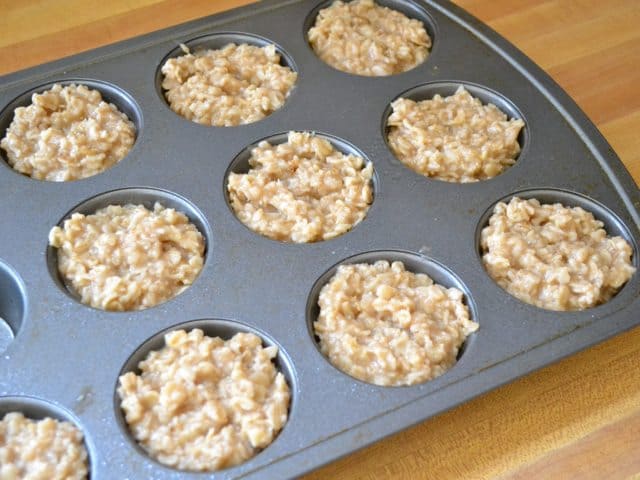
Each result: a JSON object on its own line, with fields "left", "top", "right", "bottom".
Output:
{"left": 2, "top": 1, "right": 639, "bottom": 478}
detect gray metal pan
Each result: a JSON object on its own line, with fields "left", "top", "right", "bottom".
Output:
{"left": 0, "top": 1, "right": 637, "bottom": 478}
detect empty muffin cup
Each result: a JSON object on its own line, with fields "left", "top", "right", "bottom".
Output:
{"left": 0, "top": 260, "right": 26, "bottom": 353}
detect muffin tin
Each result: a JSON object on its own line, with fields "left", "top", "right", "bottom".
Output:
{"left": 0, "top": 0, "right": 638, "bottom": 478}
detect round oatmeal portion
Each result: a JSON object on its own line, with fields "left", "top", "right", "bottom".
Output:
{"left": 314, "top": 260, "right": 478, "bottom": 386}
{"left": 0, "top": 412, "right": 88, "bottom": 480}
{"left": 118, "top": 329, "right": 290, "bottom": 472}
{"left": 386, "top": 86, "right": 525, "bottom": 182}
{"left": 227, "top": 131, "right": 373, "bottom": 243}
{"left": 308, "top": 0, "right": 431, "bottom": 76}
{"left": 0, "top": 83, "right": 135, "bottom": 181}
{"left": 161, "top": 43, "right": 297, "bottom": 127}
{"left": 48, "top": 202, "right": 205, "bottom": 311}
{"left": 481, "top": 197, "right": 636, "bottom": 311}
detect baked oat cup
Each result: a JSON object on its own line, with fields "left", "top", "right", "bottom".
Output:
{"left": 0, "top": 80, "right": 139, "bottom": 181}
{"left": 116, "top": 320, "right": 292, "bottom": 472}
{"left": 0, "top": 396, "right": 90, "bottom": 480}
{"left": 307, "top": 0, "right": 433, "bottom": 76}
{"left": 47, "top": 188, "right": 208, "bottom": 311}
{"left": 158, "top": 33, "right": 297, "bottom": 127}
{"left": 385, "top": 82, "right": 526, "bottom": 183}
{"left": 308, "top": 251, "right": 478, "bottom": 387}
{"left": 479, "top": 191, "right": 636, "bottom": 311}
{"left": 226, "top": 131, "right": 374, "bottom": 243}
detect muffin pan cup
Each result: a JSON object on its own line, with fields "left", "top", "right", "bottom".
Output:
{"left": 0, "top": 1, "right": 638, "bottom": 478}
{"left": 0, "top": 396, "right": 95, "bottom": 475}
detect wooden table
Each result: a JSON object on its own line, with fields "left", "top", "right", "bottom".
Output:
{"left": 2, "top": 1, "right": 639, "bottom": 478}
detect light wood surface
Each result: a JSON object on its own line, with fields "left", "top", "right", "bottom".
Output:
{"left": 2, "top": 1, "right": 639, "bottom": 478}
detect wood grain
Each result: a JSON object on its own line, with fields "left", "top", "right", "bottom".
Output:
{"left": 1, "top": 1, "right": 639, "bottom": 478}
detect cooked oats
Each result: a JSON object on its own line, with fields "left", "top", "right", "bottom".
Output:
{"left": 314, "top": 260, "right": 478, "bottom": 386}
{"left": 308, "top": 0, "right": 431, "bottom": 76}
{"left": 227, "top": 131, "right": 373, "bottom": 243}
{"left": 387, "top": 86, "right": 525, "bottom": 182}
{"left": 48, "top": 202, "right": 205, "bottom": 311}
{"left": 118, "top": 329, "right": 290, "bottom": 471}
{"left": 161, "top": 43, "right": 297, "bottom": 126}
{"left": 481, "top": 197, "right": 636, "bottom": 310}
{"left": 0, "top": 83, "right": 135, "bottom": 181}
{"left": 0, "top": 412, "right": 88, "bottom": 480}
